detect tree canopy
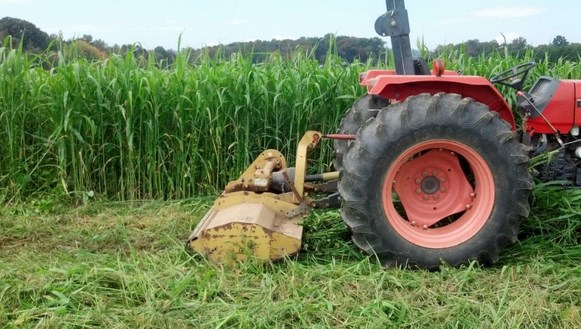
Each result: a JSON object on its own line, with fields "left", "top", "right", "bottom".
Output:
{"left": 0, "top": 17, "right": 50, "bottom": 50}
{"left": 188, "top": 34, "right": 387, "bottom": 64}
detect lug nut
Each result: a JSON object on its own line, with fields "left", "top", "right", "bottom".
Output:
{"left": 439, "top": 177, "right": 446, "bottom": 182}
{"left": 440, "top": 187, "right": 446, "bottom": 192}
{"left": 450, "top": 152, "right": 456, "bottom": 156}
{"left": 432, "top": 170, "right": 438, "bottom": 176}
{"left": 423, "top": 195, "right": 429, "bottom": 200}
{"left": 470, "top": 192, "right": 476, "bottom": 198}
{"left": 411, "top": 221, "right": 417, "bottom": 226}
{"left": 415, "top": 178, "right": 421, "bottom": 184}
{"left": 433, "top": 194, "right": 439, "bottom": 200}
{"left": 422, "top": 225, "right": 428, "bottom": 230}
{"left": 416, "top": 188, "right": 422, "bottom": 194}
{"left": 422, "top": 171, "right": 429, "bottom": 177}
{"left": 466, "top": 204, "right": 472, "bottom": 210}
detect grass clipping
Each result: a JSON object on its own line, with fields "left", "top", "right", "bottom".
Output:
{"left": 0, "top": 187, "right": 580, "bottom": 328}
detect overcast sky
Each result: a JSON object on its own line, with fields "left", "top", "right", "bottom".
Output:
{"left": 1, "top": 0, "right": 576, "bottom": 50}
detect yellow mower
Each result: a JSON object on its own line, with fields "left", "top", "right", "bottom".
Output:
{"left": 188, "top": 131, "right": 342, "bottom": 264}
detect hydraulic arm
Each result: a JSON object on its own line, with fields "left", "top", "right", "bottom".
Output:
{"left": 375, "top": 0, "right": 414, "bottom": 75}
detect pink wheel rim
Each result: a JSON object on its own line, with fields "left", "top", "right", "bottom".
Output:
{"left": 382, "top": 140, "right": 495, "bottom": 248}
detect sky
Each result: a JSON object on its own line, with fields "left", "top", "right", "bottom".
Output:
{"left": 1, "top": 0, "right": 578, "bottom": 50}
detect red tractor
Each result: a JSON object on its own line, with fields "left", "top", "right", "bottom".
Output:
{"left": 189, "top": 0, "right": 580, "bottom": 268}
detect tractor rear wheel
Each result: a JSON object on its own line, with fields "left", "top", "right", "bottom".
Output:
{"left": 333, "top": 95, "right": 388, "bottom": 170}
{"left": 339, "top": 93, "right": 532, "bottom": 269}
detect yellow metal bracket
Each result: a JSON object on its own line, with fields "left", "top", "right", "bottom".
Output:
{"left": 293, "top": 131, "right": 322, "bottom": 203}
{"left": 224, "top": 149, "right": 287, "bottom": 193}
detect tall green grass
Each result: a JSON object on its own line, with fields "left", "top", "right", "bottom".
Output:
{"left": 0, "top": 44, "right": 366, "bottom": 201}
{"left": 2, "top": 42, "right": 581, "bottom": 202}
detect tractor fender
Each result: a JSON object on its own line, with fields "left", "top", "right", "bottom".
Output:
{"left": 361, "top": 73, "right": 516, "bottom": 129}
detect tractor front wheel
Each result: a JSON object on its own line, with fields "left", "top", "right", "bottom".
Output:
{"left": 339, "top": 93, "right": 532, "bottom": 269}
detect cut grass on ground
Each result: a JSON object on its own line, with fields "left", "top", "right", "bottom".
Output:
{"left": 0, "top": 191, "right": 580, "bottom": 328}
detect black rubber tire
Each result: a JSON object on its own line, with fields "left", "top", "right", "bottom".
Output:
{"left": 338, "top": 93, "right": 533, "bottom": 269}
{"left": 333, "top": 95, "right": 389, "bottom": 170}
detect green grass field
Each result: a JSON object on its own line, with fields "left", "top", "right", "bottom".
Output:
{"left": 1, "top": 183, "right": 579, "bottom": 328}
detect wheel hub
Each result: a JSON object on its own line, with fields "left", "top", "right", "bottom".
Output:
{"left": 393, "top": 149, "right": 475, "bottom": 228}
{"left": 421, "top": 176, "right": 440, "bottom": 194}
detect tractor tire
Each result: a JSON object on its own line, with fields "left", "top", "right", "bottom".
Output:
{"left": 333, "top": 95, "right": 389, "bottom": 170}
{"left": 339, "top": 93, "right": 532, "bottom": 269}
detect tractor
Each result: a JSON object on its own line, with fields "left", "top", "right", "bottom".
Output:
{"left": 188, "top": 0, "right": 580, "bottom": 269}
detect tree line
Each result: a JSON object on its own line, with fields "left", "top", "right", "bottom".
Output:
{"left": 433, "top": 36, "right": 581, "bottom": 63}
{"left": 1, "top": 16, "right": 579, "bottom": 65}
